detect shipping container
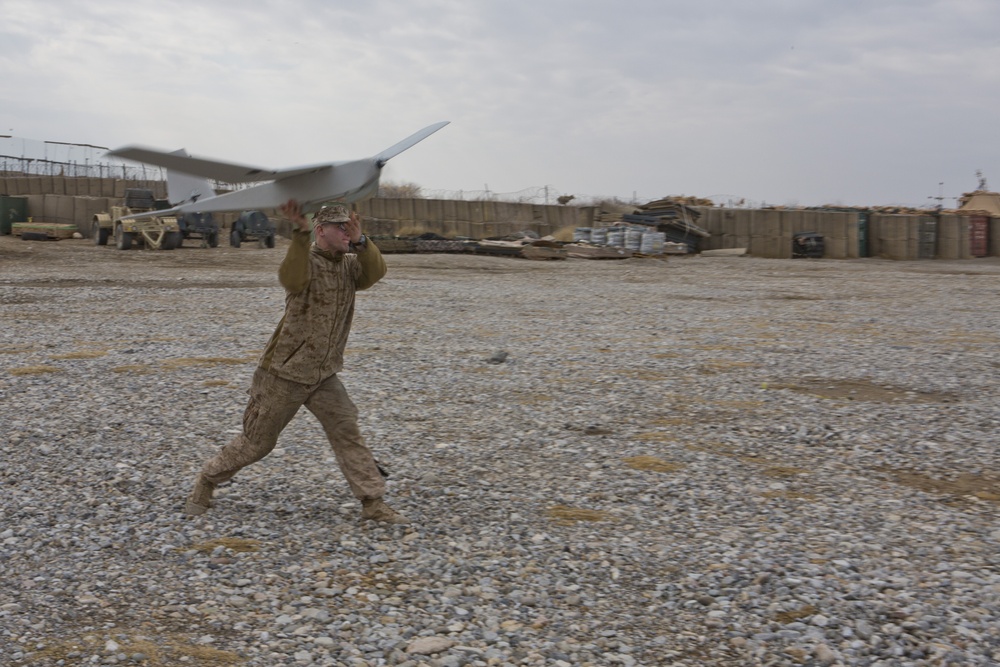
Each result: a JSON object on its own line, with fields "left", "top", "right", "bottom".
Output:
{"left": 969, "top": 215, "right": 990, "bottom": 257}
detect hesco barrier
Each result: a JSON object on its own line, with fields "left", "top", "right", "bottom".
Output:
{"left": 696, "top": 208, "right": 859, "bottom": 259}
{"left": 694, "top": 208, "right": 995, "bottom": 260}
{"left": 1, "top": 176, "right": 995, "bottom": 259}
{"left": 0, "top": 175, "right": 167, "bottom": 199}
{"left": 353, "top": 198, "right": 596, "bottom": 239}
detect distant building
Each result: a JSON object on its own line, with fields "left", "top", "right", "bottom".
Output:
{"left": 959, "top": 190, "right": 1000, "bottom": 215}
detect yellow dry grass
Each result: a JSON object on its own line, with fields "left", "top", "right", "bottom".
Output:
{"left": 546, "top": 505, "right": 611, "bottom": 524}
{"left": 111, "top": 365, "right": 151, "bottom": 374}
{"left": 51, "top": 350, "right": 107, "bottom": 360}
{"left": 162, "top": 357, "right": 254, "bottom": 369}
{"left": 633, "top": 432, "right": 675, "bottom": 443}
{"left": 618, "top": 369, "right": 672, "bottom": 382}
{"left": 650, "top": 416, "right": 694, "bottom": 427}
{"left": 775, "top": 605, "right": 818, "bottom": 624}
{"left": 761, "top": 466, "right": 810, "bottom": 478}
{"left": 188, "top": 537, "right": 261, "bottom": 554}
{"left": 549, "top": 225, "right": 578, "bottom": 242}
{"left": 701, "top": 360, "right": 757, "bottom": 371}
{"left": 624, "top": 455, "right": 685, "bottom": 472}
{"left": 685, "top": 441, "right": 738, "bottom": 456}
{"left": 515, "top": 393, "right": 553, "bottom": 405}
{"left": 762, "top": 489, "right": 817, "bottom": 501}
{"left": 8, "top": 365, "right": 61, "bottom": 376}
{"left": 710, "top": 399, "right": 764, "bottom": 410}
{"left": 27, "top": 633, "right": 243, "bottom": 666}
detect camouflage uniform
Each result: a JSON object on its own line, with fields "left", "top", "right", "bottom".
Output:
{"left": 185, "top": 206, "right": 399, "bottom": 519}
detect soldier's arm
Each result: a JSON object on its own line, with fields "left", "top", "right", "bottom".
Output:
{"left": 354, "top": 238, "right": 387, "bottom": 291}
{"left": 278, "top": 200, "right": 312, "bottom": 293}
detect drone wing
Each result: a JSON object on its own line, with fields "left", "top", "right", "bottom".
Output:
{"left": 106, "top": 146, "right": 335, "bottom": 183}
{"left": 375, "top": 121, "right": 450, "bottom": 166}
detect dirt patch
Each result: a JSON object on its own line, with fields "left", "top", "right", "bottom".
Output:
{"left": 773, "top": 378, "right": 958, "bottom": 404}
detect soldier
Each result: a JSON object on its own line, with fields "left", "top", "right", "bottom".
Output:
{"left": 184, "top": 200, "right": 408, "bottom": 524}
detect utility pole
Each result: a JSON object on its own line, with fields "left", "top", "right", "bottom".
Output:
{"left": 928, "top": 182, "right": 945, "bottom": 211}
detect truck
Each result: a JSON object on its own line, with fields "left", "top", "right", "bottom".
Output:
{"left": 92, "top": 188, "right": 183, "bottom": 250}
{"left": 176, "top": 212, "right": 220, "bottom": 248}
{"left": 230, "top": 210, "right": 277, "bottom": 248}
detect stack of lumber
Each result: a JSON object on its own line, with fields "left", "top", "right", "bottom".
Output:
{"left": 620, "top": 198, "right": 710, "bottom": 252}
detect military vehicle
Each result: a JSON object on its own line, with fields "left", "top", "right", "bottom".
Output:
{"left": 230, "top": 210, "right": 276, "bottom": 248}
{"left": 92, "top": 188, "right": 182, "bottom": 250}
{"left": 176, "top": 212, "right": 220, "bottom": 248}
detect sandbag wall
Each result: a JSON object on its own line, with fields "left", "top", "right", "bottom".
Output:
{"left": 869, "top": 213, "right": 983, "bottom": 260}
{"left": 697, "top": 208, "right": 995, "bottom": 260}
{"left": 0, "top": 175, "right": 166, "bottom": 199}
{"left": 3, "top": 175, "right": 994, "bottom": 258}
{"left": 695, "top": 208, "right": 859, "bottom": 259}
{"left": 355, "top": 198, "right": 596, "bottom": 239}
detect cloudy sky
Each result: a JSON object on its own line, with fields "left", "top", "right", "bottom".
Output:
{"left": 2, "top": 0, "right": 998, "bottom": 207}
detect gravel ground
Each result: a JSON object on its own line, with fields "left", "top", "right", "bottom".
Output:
{"left": 1, "top": 235, "right": 999, "bottom": 667}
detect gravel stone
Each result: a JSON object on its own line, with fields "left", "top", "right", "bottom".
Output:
{"left": 1, "top": 239, "right": 999, "bottom": 666}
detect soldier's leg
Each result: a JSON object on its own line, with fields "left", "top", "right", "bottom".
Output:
{"left": 184, "top": 368, "right": 306, "bottom": 515}
{"left": 305, "top": 377, "right": 408, "bottom": 524}
{"left": 304, "top": 374, "right": 386, "bottom": 501}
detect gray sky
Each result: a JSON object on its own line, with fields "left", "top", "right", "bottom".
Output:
{"left": 2, "top": 0, "right": 998, "bottom": 207}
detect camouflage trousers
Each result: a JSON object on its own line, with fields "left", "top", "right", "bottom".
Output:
{"left": 199, "top": 367, "right": 386, "bottom": 500}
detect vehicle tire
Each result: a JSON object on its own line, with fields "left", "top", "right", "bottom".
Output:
{"left": 163, "top": 231, "right": 183, "bottom": 250}
{"left": 265, "top": 234, "right": 276, "bottom": 248}
{"left": 93, "top": 221, "right": 110, "bottom": 246}
{"left": 207, "top": 232, "right": 219, "bottom": 248}
{"left": 115, "top": 224, "right": 133, "bottom": 250}
{"left": 230, "top": 229, "right": 241, "bottom": 248}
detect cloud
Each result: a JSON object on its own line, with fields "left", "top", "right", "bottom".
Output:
{"left": 2, "top": 0, "right": 998, "bottom": 206}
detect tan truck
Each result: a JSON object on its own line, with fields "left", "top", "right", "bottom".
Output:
{"left": 92, "top": 188, "right": 183, "bottom": 250}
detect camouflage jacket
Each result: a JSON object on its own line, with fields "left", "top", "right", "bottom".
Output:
{"left": 259, "top": 230, "right": 386, "bottom": 384}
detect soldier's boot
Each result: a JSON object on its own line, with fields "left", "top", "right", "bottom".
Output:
{"left": 361, "top": 498, "right": 410, "bottom": 525}
{"left": 184, "top": 475, "right": 216, "bottom": 516}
